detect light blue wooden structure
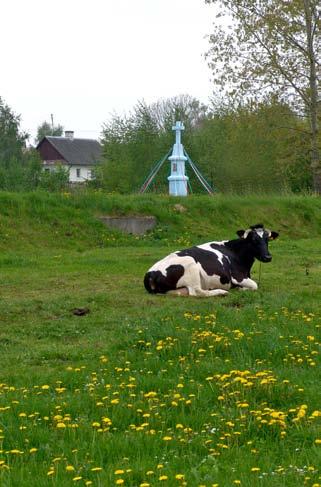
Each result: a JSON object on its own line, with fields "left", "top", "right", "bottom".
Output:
{"left": 168, "top": 121, "right": 189, "bottom": 196}
{"left": 139, "top": 121, "right": 214, "bottom": 195}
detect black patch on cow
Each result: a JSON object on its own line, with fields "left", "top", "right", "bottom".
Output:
{"left": 144, "top": 265, "right": 185, "bottom": 294}
{"left": 220, "top": 275, "right": 230, "bottom": 285}
{"left": 209, "top": 241, "right": 253, "bottom": 283}
{"left": 176, "top": 246, "right": 231, "bottom": 283}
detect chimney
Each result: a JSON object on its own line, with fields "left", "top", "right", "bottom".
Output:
{"left": 65, "top": 130, "right": 74, "bottom": 140}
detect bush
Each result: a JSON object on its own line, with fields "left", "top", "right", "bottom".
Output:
{"left": 38, "top": 165, "right": 70, "bottom": 192}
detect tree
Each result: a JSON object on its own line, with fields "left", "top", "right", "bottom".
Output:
{"left": 0, "top": 96, "right": 28, "bottom": 167}
{"left": 0, "top": 97, "right": 53, "bottom": 191}
{"left": 205, "top": 0, "right": 321, "bottom": 192}
{"left": 36, "top": 120, "right": 64, "bottom": 144}
{"left": 191, "top": 98, "right": 310, "bottom": 193}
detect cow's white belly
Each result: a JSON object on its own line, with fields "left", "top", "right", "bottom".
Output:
{"left": 199, "top": 267, "right": 231, "bottom": 290}
{"left": 175, "top": 262, "right": 231, "bottom": 291}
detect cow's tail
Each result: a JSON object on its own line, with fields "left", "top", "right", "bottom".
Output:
{"left": 144, "top": 272, "right": 158, "bottom": 294}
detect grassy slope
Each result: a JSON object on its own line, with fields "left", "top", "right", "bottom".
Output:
{"left": 1, "top": 191, "right": 321, "bottom": 253}
{"left": 0, "top": 192, "right": 321, "bottom": 486}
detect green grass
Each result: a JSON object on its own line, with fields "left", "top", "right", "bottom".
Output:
{"left": 1, "top": 192, "right": 321, "bottom": 486}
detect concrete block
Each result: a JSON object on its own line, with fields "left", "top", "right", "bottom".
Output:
{"left": 99, "top": 216, "right": 157, "bottom": 235}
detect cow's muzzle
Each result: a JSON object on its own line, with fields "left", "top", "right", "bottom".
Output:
{"left": 261, "top": 255, "right": 272, "bottom": 263}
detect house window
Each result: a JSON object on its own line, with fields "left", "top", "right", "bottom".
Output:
{"left": 76, "top": 168, "right": 81, "bottom": 178}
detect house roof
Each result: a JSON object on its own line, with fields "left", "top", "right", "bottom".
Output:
{"left": 37, "top": 136, "right": 102, "bottom": 166}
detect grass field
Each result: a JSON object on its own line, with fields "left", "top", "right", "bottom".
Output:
{"left": 1, "top": 192, "right": 321, "bottom": 486}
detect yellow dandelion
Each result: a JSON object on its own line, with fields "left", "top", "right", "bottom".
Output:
{"left": 91, "top": 467, "right": 103, "bottom": 472}
{"left": 102, "top": 417, "right": 112, "bottom": 424}
{"left": 159, "top": 475, "right": 168, "bottom": 481}
{"left": 114, "top": 469, "right": 125, "bottom": 475}
{"left": 56, "top": 422, "right": 66, "bottom": 429}
{"left": 251, "top": 467, "right": 260, "bottom": 472}
{"left": 66, "top": 465, "right": 75, "bottom": 472}
{"left": 73, "top": 476, "right": 82, "bottom": 482}
{"left": 115, "top": 480, "right": 124, "bottom": 485}
{"left": 29, "top": 448, "right": 37, "bottom": 453}
{"left": 163, "top": 436, "right": 172, "bottom": 441}
{"left": 175, "top": 474, "right": 185, "bottom": 479}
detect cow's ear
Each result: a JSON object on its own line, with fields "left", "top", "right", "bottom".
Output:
{"left": 236, "top": 229, "right": 245, "bottom": 238}
{"left": 269, "top": 231, "right": 279, "bottom": 240}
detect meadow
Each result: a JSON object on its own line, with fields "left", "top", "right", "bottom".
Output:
{"left": 0, "top": 192, "right": 321, "bottom": 487}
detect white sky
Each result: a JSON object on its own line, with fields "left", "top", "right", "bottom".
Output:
{"left": 1, "top": 0, "right": 216, "bottom": 144}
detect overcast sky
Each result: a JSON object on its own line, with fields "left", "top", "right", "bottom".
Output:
{"left": 1, "top": 0, "right": 216, "bottom": 144}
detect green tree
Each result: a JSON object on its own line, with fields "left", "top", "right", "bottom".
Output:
{"left": 0, "top": 97, "right": 38, "bottom": 191}
{"left": 192, "top": 99, "right": 310, "bottom": 193}
{"left": 0, "top": 96, "right": 28, "bottom": 167}
{"left": 205, "top": 0, "right": 321, "bottom": 192}
{"left": 36, "top": 120, "right": 64, "bottom": 144}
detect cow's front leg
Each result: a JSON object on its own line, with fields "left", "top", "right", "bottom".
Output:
{"left": 167, "top": 287, "right": 228, "bottom": 297}
{"left": 231, "top": 277, "right": 258, "bottom": 291}
{"left": 188, "top": 287, "right": 229, "bottom": 297}
{"left": 167, "top": 287, "right": 189, "bottom": 296}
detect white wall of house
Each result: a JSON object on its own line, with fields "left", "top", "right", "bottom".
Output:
{"left": 69, "top": 165, "right": 94, "bottom": 182}
{"left": 43, "top": 162, "right": 94, "bottom": 182}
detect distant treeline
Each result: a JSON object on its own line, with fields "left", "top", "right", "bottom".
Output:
{"left": 0, "top": 94, "right": 313, "bottom": 194}
{"left": 96, "top": 95, "right": 312, "bottom": 194}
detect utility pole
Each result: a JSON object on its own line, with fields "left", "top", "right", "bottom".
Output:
{"left": 50, "top": 114, "right": 54, "bottom": 135}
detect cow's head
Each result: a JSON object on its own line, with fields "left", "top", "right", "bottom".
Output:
{"left": 236, "top": 224, "right": 279, "bottom": 262}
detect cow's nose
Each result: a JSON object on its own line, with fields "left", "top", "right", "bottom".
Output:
{"left": 263, "top": 255, "right": 272, "bottom": 262}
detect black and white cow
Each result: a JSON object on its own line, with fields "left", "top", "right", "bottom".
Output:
{"left": 144, "top": 224, "right": 279, "bottom": 297}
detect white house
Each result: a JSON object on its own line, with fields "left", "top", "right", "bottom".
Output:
{"left": 36, "top": 131, "right": 102, "bottom": 182}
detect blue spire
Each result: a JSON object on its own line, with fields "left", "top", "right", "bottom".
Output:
{"left": 168, "top": 121, "right": 189, "bottom": 196}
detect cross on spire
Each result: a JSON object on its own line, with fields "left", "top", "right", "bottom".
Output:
{"left": 172, "top": 121, "right": 185, "bottom": 146}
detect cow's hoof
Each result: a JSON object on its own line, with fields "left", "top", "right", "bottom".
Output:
{"left": 214, "top": 289, "right": 229, "bottom": 296}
